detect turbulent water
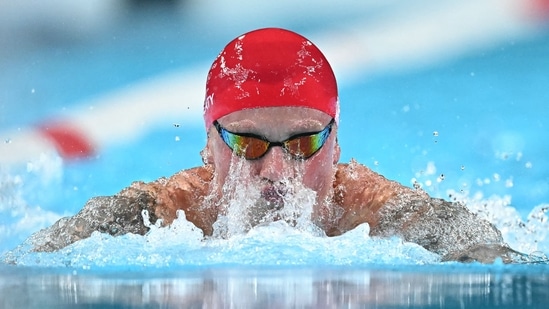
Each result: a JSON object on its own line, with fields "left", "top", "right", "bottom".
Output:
{"left": 1, "top": 153, "right": 548, "bottom": 268}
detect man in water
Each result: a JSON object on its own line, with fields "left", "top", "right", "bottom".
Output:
{"left": 23, "top": 28, "right": 523, "bottom": 263}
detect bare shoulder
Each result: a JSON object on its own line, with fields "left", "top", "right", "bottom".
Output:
{"left": 169, "top": 165, "right": 214, "bottom": 185}
{"left": 335, "top": 160, "right": 390, "bottom": 183}
{"left": 334, "top": 160, "right": 406, "bottom": 200}
{"left": 331, "top": 160, "right": 406, "bottom": 233}
{"left": 126, "top": 166, "right": 213, "bottom": 194}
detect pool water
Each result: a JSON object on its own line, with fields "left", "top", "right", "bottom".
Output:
{"left": 1, "top": 0, "right": 549, "bottom": 307}
{"left": 1, "top": 264, "right": 548, "bottom": 308}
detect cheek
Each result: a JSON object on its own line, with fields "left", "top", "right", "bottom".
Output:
{"left": 301, "top": 147, "right": 335, "bottom": 191}
{"left": 211, "top": 139, "right": 232, "bottom": 183}
{"left": 212, "top": 139, "right": 261, "bottom": 185}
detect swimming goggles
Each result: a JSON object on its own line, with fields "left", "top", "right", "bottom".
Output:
{"left": 214, "top": 118, "right": 335, "bottom": 160}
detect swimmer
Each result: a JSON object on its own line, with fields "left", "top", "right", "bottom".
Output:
{"left": 23, "top": 28, "right": 525, "bottom": 263}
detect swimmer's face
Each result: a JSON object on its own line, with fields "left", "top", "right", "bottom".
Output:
{"left": 204, "top": 106, "right": 340, "bottom": 224}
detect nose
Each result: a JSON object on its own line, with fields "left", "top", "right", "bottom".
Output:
{"left": 258, "top": 146, "right": 291, "bottom": 182}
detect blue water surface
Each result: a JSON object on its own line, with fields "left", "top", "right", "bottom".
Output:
{"left": 2, "top": 263, "right": 549, "bottom": 308}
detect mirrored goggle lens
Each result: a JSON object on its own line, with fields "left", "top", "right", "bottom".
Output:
{"left": 223, "top": 133, "right": 270, "bottom": 159}
{"left": 284, "top": 134, "right": 326, "bottom": 159}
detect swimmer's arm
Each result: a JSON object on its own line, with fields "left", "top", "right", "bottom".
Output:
{"left": 25, "top": 191, "right": 157, "bottom": 253}
{"left": 374, "top": 192, "right": 522, "bottom": 263}
{"left": 26, "top": 166, "right": 213, "bottom": 252}
{"left": 333, "top": 161, "right": 521, "bottom": 263}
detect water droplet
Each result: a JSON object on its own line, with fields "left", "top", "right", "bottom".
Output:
{"left": 31, "top": 88, "right": 35, "bottom": 94}
{"left": 516, "top": 152, "right": 523, "bottom": 161}
{"left": 525, "top": 162, "right": 533, "bottom": 169}
{"left": 437, "top": 174, "right": 445, "bottom": 182}
{"left": 175, "top": 136, "right": 180, "bottom": 142}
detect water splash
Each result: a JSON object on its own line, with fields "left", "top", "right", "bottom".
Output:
{"left": 449, "top": 189, "right": 549, "bottom": 257}
{"left": 211, "top": 155, "right": 319, "bottom": 239}
{"left": 2, "top": 154, "right": 549, "bottom": 267}
{"left": 4, "top": 213, "right": 441, "bottom": 268}
{"left": 4, "top": 191, "right": 549, "bottom": 268}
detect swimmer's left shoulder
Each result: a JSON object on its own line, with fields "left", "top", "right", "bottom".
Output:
{"left": 336, "top": 159, "right": 389, "bottom": 182}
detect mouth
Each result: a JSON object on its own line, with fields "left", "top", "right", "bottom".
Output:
{"left": 260, "top": 185, "right": 287, "bottom": 210}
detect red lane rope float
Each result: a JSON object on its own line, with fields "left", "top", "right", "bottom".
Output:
{"left": 37, "top": 121, "right": 96, "bottom": 160}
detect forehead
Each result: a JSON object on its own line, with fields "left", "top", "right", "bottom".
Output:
{"left": 218, "top": 106, "right": 333, "bottom": 133}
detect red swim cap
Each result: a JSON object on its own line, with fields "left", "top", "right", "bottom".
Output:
{"left": 203, "top": 28, "right": 338, "bottom": 129}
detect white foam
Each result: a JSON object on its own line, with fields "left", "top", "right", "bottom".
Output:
{"left": 210, "top": 155, "right": 319, "bottom": 239}
{"left": 6, "top": 216, "right": 441, "bottom": 268}
{"left": 5, "top": 193, "right": 549, "bottom": 268}
{"left": 449, "top": 189, "right": 549, "bottom": 255}
{"left": 2, "top": 156, "right": 548, "bottom": 267}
